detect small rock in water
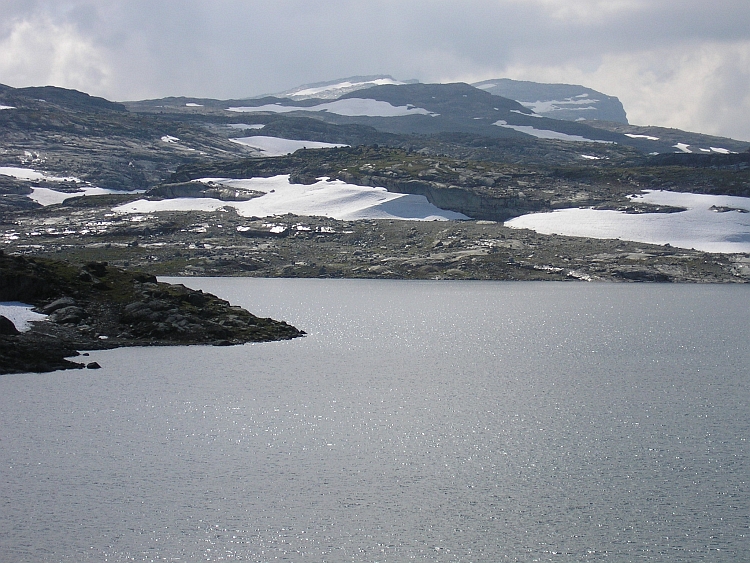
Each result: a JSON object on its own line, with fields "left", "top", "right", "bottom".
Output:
{"left": 86, "top": 362, "right": 102, "bottom": 369}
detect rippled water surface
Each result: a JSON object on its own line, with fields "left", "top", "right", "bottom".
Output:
{"left": 1, "top": 280, "right": 748, "bottom": 562}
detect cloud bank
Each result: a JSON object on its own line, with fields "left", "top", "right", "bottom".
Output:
{"left": 1, "top": 0, "right": 750, "bottom": 140}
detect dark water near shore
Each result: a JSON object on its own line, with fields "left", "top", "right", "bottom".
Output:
{"left": 1, "top": 280, "right": 748, "bottom": 562}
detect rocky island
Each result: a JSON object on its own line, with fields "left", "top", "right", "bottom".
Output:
{"left": 0, "top": 250, "right": 304, "bottom": 374}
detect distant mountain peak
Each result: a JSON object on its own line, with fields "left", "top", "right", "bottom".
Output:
{"left": 0, "top": 84, "right": 127, "bottom": 113}
{"left": 473, "top": 78, "right": 628, "bottom": 124}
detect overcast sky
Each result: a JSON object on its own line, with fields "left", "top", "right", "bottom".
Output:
{"left": 2, "top": 0, "right": 750, "bottom": 140}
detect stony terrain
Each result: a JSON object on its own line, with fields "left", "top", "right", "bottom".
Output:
{"left": 3, "top": 197, "right": 748, "bottom": 283}
{"left": 0, "top": 250, "right": 303, "bottom": 374}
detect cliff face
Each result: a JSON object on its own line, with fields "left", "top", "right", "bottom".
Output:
{"left": 473, "top": 78, "right": 629, "bottom": 124}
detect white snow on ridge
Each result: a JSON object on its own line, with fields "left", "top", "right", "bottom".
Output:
{"left": 521, "top": 97, "right": 599, "bottom": 114}
{"left": 0, "top": 105, "right": 15, "bottom": 110}
{"left": 505, "top": 190, "right": 750, "bottom": 254}
{"left": 494, "top": 121, "right": 613, "bottom": 143}
{"left": 0, "top": 302, "right": 46, "bottom": 331}
{"left": 113, "top": 175, "right": 469, "bottom": 222}
{"left": 161, "top": 135, "right": 180, "bottom": 143}
{"left": 289, "top": 78, "right": 404, "bottom": 99}
{"left": 674, "top": 143, "right": 692, "bottom": 153}
{"left": 227, "top": 98, "right": 438, "bottom": 118}
{"left": 0, "top": 166, "right": 80, "bottom": 183}
{"left": 695, "top": 147, "right": 734, "bottom": 154}
{"left": 625, "top": 133, "right": 660, "bottom": 141}
{"left": 185, "top": 103, "right": 203, "bottom": 107}
{"left": 229, "top": 136, "right": 348, "bottom": 156}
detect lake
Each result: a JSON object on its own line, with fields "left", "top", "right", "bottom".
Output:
{"left": 1, "top": 279, "right": 748, "bottom": 562}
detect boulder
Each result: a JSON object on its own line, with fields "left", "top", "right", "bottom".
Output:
{"left": 41, "top": 296, "right": 77, "bottom": 314}
{"left": 50, "top": 306, "right": 87, "bottom": 324}
{"left": 0, "top": 315, "right": 19, "bottom": 335}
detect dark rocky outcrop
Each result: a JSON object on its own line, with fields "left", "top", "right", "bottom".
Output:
{"left": 0, "top": 251, "right": 304, "bottom": 375}
{"left": 147, "top": 182, "right": 263, "bottom": 201}
{"left": 0, "top": 315, "right": 19, "bottom": 335}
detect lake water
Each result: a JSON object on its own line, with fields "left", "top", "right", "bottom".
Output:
{"left": 1, "top": 279, "right": 748, "bottom": 562}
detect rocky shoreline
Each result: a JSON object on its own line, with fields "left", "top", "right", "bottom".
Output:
{"left": 0, "top": 250, "right": 304, "bottom": 374}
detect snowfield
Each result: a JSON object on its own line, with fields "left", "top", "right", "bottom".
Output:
{"left": 0, "top": 302, "right": 46, "bottom": 331}
{"left": 229, "top": 136, "right": 348, "bottom": 156}
{"left": 625, "top": 133, "right": 660, "bottom": 141}
{"left": 29, "top": 187, "right": 137, "bottom": 206}
{"left": 493, "top": 121, "right": 612, "bottom": 143}
{"left": 289, "top": 78, "right": 403, "bottom": 99}
{"left": 0, "top": 166, "right": 81, "bottom": 183}
{"left": 227, "top": 98, "right": 438, "bottom": 118}
{"left": 520, "top": 95, "right": 599, "bottom": 115}
{"left": 505, "top": 190, "right": 750, "bottom": 254}
{"left": 0, "top": 105, "right": 15, "bottom": 110}
{"left": 113, "top": 175, "right": 469, "bottom": 221}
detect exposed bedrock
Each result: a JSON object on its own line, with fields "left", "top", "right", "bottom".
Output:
{"left": 341, "top": 175, "right": 548, "bottom": 221}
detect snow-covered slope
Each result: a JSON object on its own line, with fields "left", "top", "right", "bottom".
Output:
{"left": 229, "top": 136, "right": 348, "bottom": 156}
{"left": 224, "top": 82, "right": 623, "bottom": 144}
{"left": 114, "top": 175, "right": 469, "bottom": 221}
{"left": 228, "top": 98, "right": 438, "bottom": 118}
{"left": 273, "top": 75, "right": 415, "bottom": 100}
{"left": 506, "top": 190, "right": 750, "bottom": 253}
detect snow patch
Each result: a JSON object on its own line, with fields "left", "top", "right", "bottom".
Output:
{"left": 580, "top": 155, "right": 602, "bottom": 160}
{"left": 505, "top": 190, "right": 750, "bottom": 254}
{"left": 161, "top": 135, "right": 180, "bottom": 143}
{"left": 0, "top": 302, "right": 46, "bottom": 331}
{"left": 113, "top": 175, "right": 469, "bottom": 221}
{"left": 0, "top": 105, "right": 15, "bottom": 110}
{"left": 674, "top": 143, "right": 692, "bottom": 153}
{"left": 710, "top": 147, "right": 732, "bottom": 154}
{"left": 289, "top": 78, "right": 404, "bottom": 99}
{"left": 625, "top": 133, "right": 660, "bottom": 141}
{"left": 521, "top": 97, "right": 599, "bottom": 114}
{"left": 29, "top": 187, "right": 136, "bottom": 206}
{"left": 0, "top": 166, "right": 80, "bottom": 183}
{"left": 227, "top": 98, "right": 438, "bottom": 118}
{"left": 493, "top": 121, "right": 612, "bottom": 143}
{"left": 229, "top": 136, "right": 348, "bottom": 156}
{"left": 185, "top": 103, "right": 203, "bottom": 107}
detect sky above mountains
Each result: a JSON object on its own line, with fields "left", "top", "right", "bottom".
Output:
{"left": 2, "top": 0, "right": 750, "bottom": 141}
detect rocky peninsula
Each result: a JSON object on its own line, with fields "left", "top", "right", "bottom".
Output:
{"left": 0, "top": 250, "right": 304, "bottom": 374}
